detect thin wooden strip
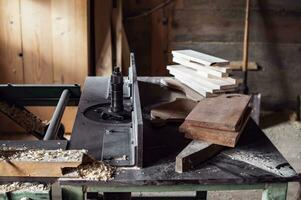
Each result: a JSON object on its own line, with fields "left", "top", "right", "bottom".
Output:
{"left": 167, "top": 65, "right": 237, "bottom": 89}
{"left": 173, "top": 57, "right": 228, "bottom": 78}
{"left": 172, "top": 49, "right": 229, "bottom": 66}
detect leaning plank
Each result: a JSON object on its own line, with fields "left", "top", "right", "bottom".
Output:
{"left": 175, "top": 140, "right": 224, "bottom": 173}
{"left": 172, "top": 49, "right": 229, "bottom": 66}
{"left": 181, "top": 109, "right": 251, "bottom": 147}
{"left": 160, "top": 78, "right": 204, "bottom": 101}
{"left": 0, "top": 149, "right": 92, "bottom": 177}
{"left": 173, "top": 57, "right": 228, "bottom": 78}
{"left": 185, "top": 94, "right": 251, "bottom": 131}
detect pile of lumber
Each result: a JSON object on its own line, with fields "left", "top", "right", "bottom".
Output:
{"left": 180, "top": 94, "right": 251, "bottom": 148}
{"left": 167, "top": 50, "right": 241, "bottom": 97}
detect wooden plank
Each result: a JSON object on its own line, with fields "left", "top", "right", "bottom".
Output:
{"left": 151, "top": 98, "right": 197, "bottom": 122}
{"left": 20, "top": 0, "right": 53, "bottom": 83}
{"left": 160, "top": 78, "right": 204, "bottom": 101}
{"left": 0, "top": 0, "right": 23, "bottom": 84}
{"left": 185, "top": 94, "right": 251, "bottom": 131}
{"left": 94, "top": 0, "right": 113, "bottom": 76}
{"left": 172, "top": 49, "right": 229, "bottom": 66}
{"left": 181, "top": 109, "right": 251, "bottom": 147}
{"left": 175, "top": 140, "right": 224, "bottom": 173}
{"left": 172, "top": 57, "right": 228, "bottom": 78}
{"left": 167, "top": 65, "right": 237, "bottom": 89}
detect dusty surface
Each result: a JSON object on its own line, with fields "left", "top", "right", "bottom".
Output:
{"left": 0, "top": 149, "right": 87, "bottom": 162}
{"left": 0, "top": 182, "right": 49, "bottom": 193}
{"left": 77, "top": 161, "right": 116, "bottom": 181}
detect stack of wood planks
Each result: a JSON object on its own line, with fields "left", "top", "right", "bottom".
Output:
{"left": 167, "top": 50, "right": 241, "bottom": 97}
{"left": 180, "top": 94, "right": 251, "bottom": 148}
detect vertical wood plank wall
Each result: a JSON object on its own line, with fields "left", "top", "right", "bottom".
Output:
{"left": 0, "top": 0, "right": 89, "bottom": 133}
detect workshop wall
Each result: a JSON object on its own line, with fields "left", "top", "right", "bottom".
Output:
{"left": 124, "top": 0, "right": 301, "bottom": 109}
{"left": 0, "top": 0, "right": 89, "bottom": 133}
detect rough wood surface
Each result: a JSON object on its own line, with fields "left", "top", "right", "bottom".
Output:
{"left": 185, "top": 94, "right": 251, "bottom": 131}
{"left": 181, "top": 108, "right": 252, "bottom": 147}
{"left": 175, "top": 140, "right": 224, "bottom": 173}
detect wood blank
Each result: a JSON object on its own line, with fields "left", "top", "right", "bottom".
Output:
{"left": 172, "top": 49, "right": 229, "bottom": 66}
{"left": 185, "top": 94, "right": 251, "bottom": 131}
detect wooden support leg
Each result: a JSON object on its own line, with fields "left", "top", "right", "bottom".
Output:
{"left": 61, "top": 185, "right": 84, "bottom": 200}
{"left": 262, "top": 183, "right": 288, "bottom": 200}
{"left": 196, "top": 191, "right": 207, "bottom": 200}
{"left": 104, "top": 192, "right": 131, "bottom": 200}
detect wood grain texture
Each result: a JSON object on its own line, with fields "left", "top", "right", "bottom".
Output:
{"left": 185, "top": 94, "right": 251, "bottom": 131}
{"left": 20, "top": 0, "right": 53, "bottom": 84}
{"left": 94, "top": 0, "right": 113, "bottom": 76}
{"left": 181, "top": 109, "right": 251, "bottom": 147}
{"left": 51, "top": 0, "right": 89, "bottom": 86}
{"left": 0, "top": 0, "right": 23, "bottom": 84}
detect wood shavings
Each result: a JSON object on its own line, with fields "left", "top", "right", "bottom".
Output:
{"left": 0, "top": 182, "right": 49, "bottom": 193}
{"left": 77, "top": 161, "right": 115, "bottom": 181}
{"left": 0, "top": 149, "right": 87, "bottom": 162}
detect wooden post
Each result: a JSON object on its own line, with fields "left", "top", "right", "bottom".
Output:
{"left": 242, "top": 0, "right": 250, "bottom": 94}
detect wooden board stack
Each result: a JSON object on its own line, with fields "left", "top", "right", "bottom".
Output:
{"left": 167, "top": 50, "right": 241, "bottom": 97}
{"left": 179, "top": 94, "right": 252, "bottom": 147}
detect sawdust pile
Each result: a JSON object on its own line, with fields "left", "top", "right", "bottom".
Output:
{"left": 0, "top": 149, "right": 87, "bottom": 162}
{"left": 77, "top": 161, "right": 115, "bottom": 181}
{"left": 0, "top": 182, "right": 49, "bottom": 193}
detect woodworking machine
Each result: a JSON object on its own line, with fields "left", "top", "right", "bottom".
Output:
{"left": 0, "top": 53, "right": 188, "bottom": 169}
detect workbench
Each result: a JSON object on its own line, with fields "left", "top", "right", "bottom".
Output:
{"left": 58, "top": 78, "right": 301, "bottom": 200}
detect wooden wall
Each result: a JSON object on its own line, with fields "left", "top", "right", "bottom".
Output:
{"left": 0, "top": 0, "right": 89, "bottom": 133}
{"left": 124, "top": 0, "right": 301, "bottom": 109}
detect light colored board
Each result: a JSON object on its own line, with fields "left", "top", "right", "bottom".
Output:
{"left": 160, "top": 78, "right": 204, "bottom": 101}
{"left": 94, "top": 0, "right": 113, "bottom": 76}
{"left": 185, "top": 94, "right": 251, "bottom": 131}
{"left": 167, "top": 65, "right": 237, "bottom": 89}
{"left": 173, "top": 57, "right": 228, "bottom": 78}
{"left": 172, "top": 49, "right": 229, "bottom": 66}
{"left": 20, "top": 0, "right": 53, "bottom": 83}
{"left": 174, "top": 57, "right": 231, "bottom": 73}
{"left": 0, "top": 0, "right": 23, "bottom": 84}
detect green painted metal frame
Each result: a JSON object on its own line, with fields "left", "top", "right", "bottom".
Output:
{"left": 0, "top": 190, "right": 51, "bottom": 200}
{"left": 60, "top": 182, "right": 288, "bottom": 200}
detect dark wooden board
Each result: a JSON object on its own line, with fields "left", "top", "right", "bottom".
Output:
{"left": 181, "top": 108, "right": 252, "bottom": 147}
{"left": 185, "top": 94, "right": 251, "bottom": 131}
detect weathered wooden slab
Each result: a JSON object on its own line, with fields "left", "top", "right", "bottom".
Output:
{"left": 172, "top": 49, "right": 229, "bottom": 66}
{"left": 181, "top": 108, "right": 251, "bottom": 147}
{"left": 185, "top": 94, "right": 251, "bottom": 131}
{"left": 175, "top": 140, "right": 224, "bottom": 173}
